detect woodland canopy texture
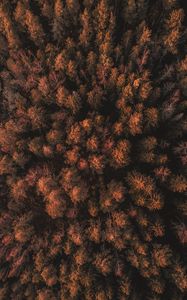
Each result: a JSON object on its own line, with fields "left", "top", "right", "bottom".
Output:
{"left": 0, "top": 0, "right": 187, "bottom": 299}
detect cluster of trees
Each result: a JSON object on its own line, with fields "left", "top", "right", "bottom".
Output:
{"left": 0, "top": 0, "right": 186, "bottom": 299}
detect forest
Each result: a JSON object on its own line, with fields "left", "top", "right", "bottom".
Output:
{"left": 0, "top": 0, "right": 187, "bottom": 299}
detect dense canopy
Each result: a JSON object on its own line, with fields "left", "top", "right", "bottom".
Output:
{"left": 0, "top": 0, "right": 187, "bottom": 299}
